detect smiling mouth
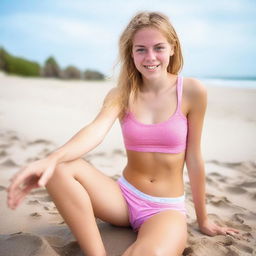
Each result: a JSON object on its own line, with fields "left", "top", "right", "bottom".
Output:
{"left": 143, "top": 64, "right": 160, "bottom": 70}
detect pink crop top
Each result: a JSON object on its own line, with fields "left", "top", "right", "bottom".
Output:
{"left": 120, "top": 76, "right": 188, "bottom": 153}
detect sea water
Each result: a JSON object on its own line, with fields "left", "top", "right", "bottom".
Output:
{"left": 200, "top": 78, "right": 256, "bottom": 89}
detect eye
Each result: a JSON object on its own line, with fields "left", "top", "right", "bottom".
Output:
{"left": 136, "top": 48, "right": 145, "bottom": 52}
{"left": 155, "top": 46, "right": 165, "bottom": 51}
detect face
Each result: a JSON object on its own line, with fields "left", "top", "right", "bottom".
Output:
{"left": 132, "top": 27, "right": 173, "bottom": 80}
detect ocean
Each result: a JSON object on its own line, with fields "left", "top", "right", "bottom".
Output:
{"left": 201, "top": 78, "right": 256, "bottom": 89}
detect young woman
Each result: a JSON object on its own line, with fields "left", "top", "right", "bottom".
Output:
{"left": 7, "top": 12, "right": 239, "bottom": 256}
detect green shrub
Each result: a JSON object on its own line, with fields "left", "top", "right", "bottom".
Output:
{"left": 0, "top": 48, "right": 7, "bottom": 70}
{"left": 0, "top": 47, "right": 40, "bottom": 76}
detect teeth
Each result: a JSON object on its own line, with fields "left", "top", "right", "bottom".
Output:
{"left": 144, "top": 65, "right": 159, "bottom": 70}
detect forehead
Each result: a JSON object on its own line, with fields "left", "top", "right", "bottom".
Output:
{"left": 132, "top": 27, "right": 168, "bottom": 46}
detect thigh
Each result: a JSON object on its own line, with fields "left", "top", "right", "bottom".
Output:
{"left": 55, "top": 158, "right": 130, "bottom": 227}
{"left": 124, "top": 210, "right": 187, "bottom": 256}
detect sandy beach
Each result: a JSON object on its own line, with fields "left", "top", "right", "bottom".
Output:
{"left": 0, "top": 72, "right": 255, "bottom": 255}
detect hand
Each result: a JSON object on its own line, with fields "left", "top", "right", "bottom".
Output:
{"left": 199, "top": 218, "right": 239, "bottom": 237}
{"left": 7, "top": 157, "right": 57, "bottom": 209}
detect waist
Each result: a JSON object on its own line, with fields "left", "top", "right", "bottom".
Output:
{"left": 126, "top": 150, "right": 185, "bottom": 172}
{"left": 118, "top": 176, "right": 185, "bottom": 203}
{"left": 123, "top": 151, "right": 185, "bottom": 197}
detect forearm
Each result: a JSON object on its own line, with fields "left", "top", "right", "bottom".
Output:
{"left": 47, "top": 122, "right": 104, "bottom": 164}
{"left": 187, "top": 158, "right": 208, "bottom": 226}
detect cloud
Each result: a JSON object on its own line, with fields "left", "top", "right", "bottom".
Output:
{"left": 0, "top": 0, "right": 255, "bottom": 76}
{"left": 1, "top": 13, "right": 115, "bottom": 47}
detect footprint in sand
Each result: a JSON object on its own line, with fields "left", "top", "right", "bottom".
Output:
{"left": 112, "top": 149, "right": 126, "bottom": 156}
{"left": 0, "top": 158, "right": 18, "bottom": 167}
{"left": 35, "top": 195, "right": 52, "bottom": 202}
{"left": 27, "top": 199, "right": 41, "bottom": 205}
{"left": 9, "top": 135, "right": 19, "bottom": 142}
{"left": 185, "top": 235, "right": 254, "bottom": 256}
{"left": 224, "top": 186, "right": 247, "bottom": 194}
{"left": 208, "top": 172, "right": 228, "bottom": 182}
{"left": 0, "top": 233, "right": 58, "bottom": 256}
{"left": 206, "top": 176, "right": 219, "bottom": 187}
{"left": 250, "top": 192, "right": 256, "bottom": 200}
{"left": 27, "top": 139, "right": 53, "bottom": 146}
{"left": 208, "top": 195, "right": 246, "bottom": 213}
{"left": 26, "top": 156, "right": 41, "bottom": 162}
{"left": 0, "top": 150, "right": 7, "bottom": 158}
{"left": 58, "top": 241, "right": 82, "bottom": 256}
{"left": 209, "top": 172, "right": 222, "bottom": 177}
{"left": 0, "top": 185, "right": 6, "bottom": 191}
{"left": 238, "top": 180, "right": 256, "bottom": 188}
{"left": 30, "top": 212, "right": 42, "bottom": 218}
{"left": 234, "top": 240, "right": 254, "bottom": 255}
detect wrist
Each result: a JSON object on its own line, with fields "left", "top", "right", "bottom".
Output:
{"left": 197, "top": 216, "right": 208, "bottom": 228}
{"left": 47, "top": 150, "right": 64, "bottom": 164}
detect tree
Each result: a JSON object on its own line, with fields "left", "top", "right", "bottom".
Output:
{"left": 43, "top": 56, "right": 61, "bottom": 78}
{"left": 84, "top": 69, "right": 105, "bottom": 80}
{"left": 62, "top": 65, "right": 81, "bottom": 79}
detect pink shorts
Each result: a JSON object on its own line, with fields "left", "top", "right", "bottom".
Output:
{"left": 118, "top": 176, "right": 187, "bottom": 232}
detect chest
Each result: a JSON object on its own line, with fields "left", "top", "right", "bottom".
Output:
{"left": 129, "top": 90, "right": 178, "bottom": 124}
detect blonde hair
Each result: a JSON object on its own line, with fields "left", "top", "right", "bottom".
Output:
{"left": 116, "top": 11, "right": 183, "bottom": 118}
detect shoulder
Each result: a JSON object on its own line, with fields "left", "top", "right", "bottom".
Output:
{"left": 183, "top": 77, "right": 207, "bottom": 99}
{"left": 103, "top": 87, "right": 121, "bottom": 105}
{"left": 182, "top": 77, "right": 207, "bottom": 112}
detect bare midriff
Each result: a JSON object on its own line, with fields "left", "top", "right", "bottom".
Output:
{"left": 123, "top": 150, "right": 186, "bottom": 198}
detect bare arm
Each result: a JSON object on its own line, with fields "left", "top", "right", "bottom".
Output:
{"left": 185, "top": 78, "right": 208, "bottom": 226}
{"left": 185, "top": 78, "right": 239, "bottom": 236}
{"left": 7, "top": 88, "right": 121, "bottom": 209}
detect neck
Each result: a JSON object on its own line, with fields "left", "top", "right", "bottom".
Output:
{"left": 141, "top": 73, "right": 176, "bottom": 94}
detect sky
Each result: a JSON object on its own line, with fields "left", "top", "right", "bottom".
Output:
{"left": 0, "top": 0, "right": 256, "bottom": 78}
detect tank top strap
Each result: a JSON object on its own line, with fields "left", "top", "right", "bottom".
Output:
{"left": 176, "top": 76, "right": 183, "bottom": 112}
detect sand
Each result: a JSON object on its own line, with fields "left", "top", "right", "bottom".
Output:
{"left": 0, "top": 72, "right": 255, "bottom": 255}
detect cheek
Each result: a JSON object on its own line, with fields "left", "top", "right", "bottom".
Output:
{"left": 132, "top": 54, "right": 143, "bottom": 67}
{"left": 158, "top": 53, "right": 170, "bottom": 64}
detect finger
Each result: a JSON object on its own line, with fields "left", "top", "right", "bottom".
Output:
{"left": 226, "top": 228, "right": 240, "bottom": 234}
{"left": 38, "top": 166, "right": 54, "bottom": 187}
{"left": 8, "top": 178, "right": 27, "bottom": 202}
{"left": 8, "top": 169, "right": 33, "bottom": 195}
{"left": 230, "top": 228, "right": 239, "bottom": 233}
{"left": 217, "top": 227, "right": 227, "bottom": 235}
{"left": 8, "top": 176, "right": 34, "bottom": 204}
{"left": 8, "top": 182, "right": 39, "bottom": 209}
{"left": 11, "top": 191, "right": 27, "bottom": 209}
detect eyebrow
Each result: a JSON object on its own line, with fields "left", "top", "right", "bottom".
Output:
{"left": 134, "top": 43, "right": 166, "bottom": 48}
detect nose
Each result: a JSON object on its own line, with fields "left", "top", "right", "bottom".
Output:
{"left": 145, "top": 49, "right": 156, "bottom": 62}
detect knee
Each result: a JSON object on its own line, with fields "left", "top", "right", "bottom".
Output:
{"left": 46, "top": 161, "right": 75, "bottom": 188}
{"left": 129, "top": 241, "right": 185, "bottom": 256}
{"left": 54, "top": 162, "right": 71, "bottom": 177}
{"left": 129, "top": 243, "right": 165, "bottom": 256}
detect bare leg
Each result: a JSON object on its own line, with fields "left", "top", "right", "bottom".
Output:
{"left": 122, "top": 210, "right": 187, "bottom": 256}
{"left": 46, "top": 159, "right": 129, "bottom": 256}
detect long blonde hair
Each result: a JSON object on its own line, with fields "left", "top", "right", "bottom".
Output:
{"left": 116, "top": 11, "right": 183, "bottom": 119}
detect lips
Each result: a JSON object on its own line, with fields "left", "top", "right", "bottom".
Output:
{"left": 143, "top": 64, "right": 160, "bottom": 70}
